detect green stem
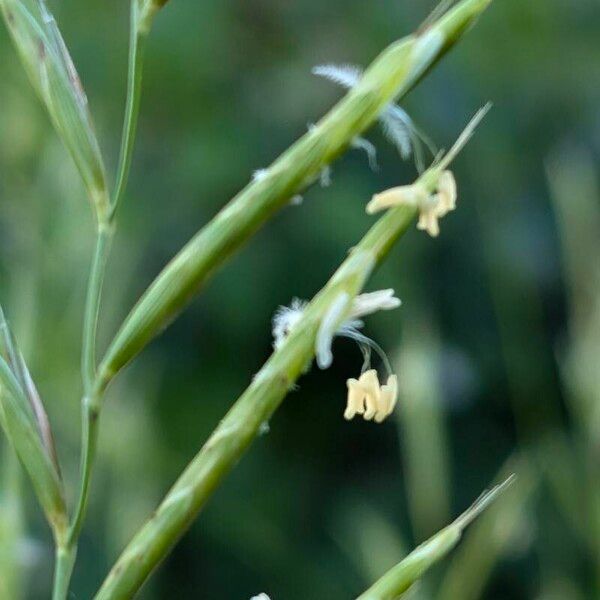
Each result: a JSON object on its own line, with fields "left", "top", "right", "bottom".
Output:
{"left": 60, "top": 0, "right": 149, "bottom": 591}
{"left": 51, "top": 545, "right": 76, "bottom": 600}
{"left": 94, "top": 204, "right": 417, "bottom": 599}
{"left": 111, "top": 0, "right": 148, "bottom": 221}
{"left": 71, "top": 224, "right": 112, "bottom": 542}
{"left": 68, "top": 393, "right": 100, "bottom": 546}
{"left": 81, "top": 228, "right": 113, "bottom": 393}
{"left": 61, "top": 228, "right": 111, "bottom": 590}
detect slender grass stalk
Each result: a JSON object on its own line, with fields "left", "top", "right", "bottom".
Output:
{"left": 96, "top": 0, "right": 493, "bottom": 393}
{"left": 81, "top": 227, "right": 114, "bottom": 394}
{"left": 67, "top": 394, "right": 100, "bottom": 543}
{"left": 355, "top": 476, "right": 515, "bottom": 600}
{"left": 69, "top": 222, "right": 114, "bottom": 560}
{"left": 62, "top": 0, "right": 151, "bottom": 591}
{"left": 111, "top": 0, "right": 148, "bottom": 221}
{"left": 94, "top": 201, "right": 419, "bottom": 599}
{"left": 51, "top": 546, "right": 76, "bottom": 600}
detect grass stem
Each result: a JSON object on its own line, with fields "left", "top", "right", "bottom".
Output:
{"left": 68, "top": 394, "right": 100, "bottom": 546}
{"left": 81, "top": 228, "right": 113, "bottom": 394}
{"left": 51, "top": 545, "right": 76, "bottom": 600}
{"left": 57, "top": 0, "right": 149, "bottom": 593}
{"left": 111, "top": 0, "right": 148, "bottom": 221}
{"left": 70, "top": 226, "right": 112, "bottom": 552}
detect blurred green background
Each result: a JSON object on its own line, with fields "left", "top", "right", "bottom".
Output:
{"left": 1, "top": 0, "right": 599, "bottom": 598}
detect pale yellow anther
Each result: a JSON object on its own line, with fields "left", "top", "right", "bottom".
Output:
{"left": 359, "top": 369, "right": 380, "bottom": 420}
{"left": 344, "top": 378, "right": 365, "bottom": 420}
{"left": 358, "top": 369, "right": 380, "bottom": 396}
{"left": 368, "top": 169, "right": 459, "bottom": 238}
{"left": 344, "top": 370, "right": 398, "bottom": 424}
{"left": 375, "top": 374, "right": 398, "bottom": 423}
{"left": 363, "top": 395, "right": 378, "bottom": 420}
{"left": 417, "top": 198, "right": 441, "bottom": 237}
{"left": 365, "top": 103, "right": 490, "bottom": 237}
{"left": 366, "top": 183, "right": 428, "bottom": 215}
{"left": 435, "top": 170, "right": 457, "bottom": 217}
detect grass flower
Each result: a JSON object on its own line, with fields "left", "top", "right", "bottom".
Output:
{"left": 273, "top": 289, "right": 400, "bottom": 368}
{"left": 348, "top": 288, "right": 402, "bottom": 319}
{"left": 313, "top": 63, "right": 434, "bottom": 170}
{"left": 345, "top": 370, "right": 398, "bottom": 423}
{"left": 0, "top": 0, "right": 109, "bottom": 221}
{"left": 272, "top": 298, "right": 307, "bottom": 350}
{"left": 273, "top": 290, "right": 401, "bottom": 422}
{"left": 367, "top": 104, "right": 491, "bottom": 237}
{"left": 367, "top": 170, "right": 457, "bottom": 237}
{"left": 0, "top": 306, "right": 66, "bottom": 540}
{"left": 357, "top": 475, "right": 516, "bottom": 599}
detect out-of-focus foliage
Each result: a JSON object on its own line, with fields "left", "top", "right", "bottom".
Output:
{"left": 0, "top": 0, "right": 599, "bottom": 598}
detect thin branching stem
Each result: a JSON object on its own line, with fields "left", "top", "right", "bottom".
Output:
{"left": 52, "top": 224, "right": 112, "bottom": 600}
{"left": 81, "top": 227, "right": 113, "bottom": 393}
{"left": 69, "top": 225, "right": 113, "bottom": 549}
{"left": 111, "top": 0, "right": 148, "bottom": 221}
{"left": 57, "top": 1, "right": 149, "bottom": 595}
{"left": 68, "top": 392, "right": 101, "bottom": 546}
{"left": 51, "top": 545, "right": 76, "bottom": 600}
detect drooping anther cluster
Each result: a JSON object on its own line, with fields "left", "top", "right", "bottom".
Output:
{"left": 366, "top": 103, "right": 491, "bottom": 238}
{"left": 272, "top": 289, "right": 401, "bottom": 424}
{"left": 367, "top": 169, "right": 457, "bottom": 237}
{"left": 345, "top": 370, "right": 398, "bottom": 423}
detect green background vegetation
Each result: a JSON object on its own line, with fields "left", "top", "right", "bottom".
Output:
{"left": 0, "top": 0, "right": 599, "bottom": 598}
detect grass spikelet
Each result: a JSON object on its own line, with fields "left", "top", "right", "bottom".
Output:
{"left": 356, "top": 476, "right": 516, "bottom": 600}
